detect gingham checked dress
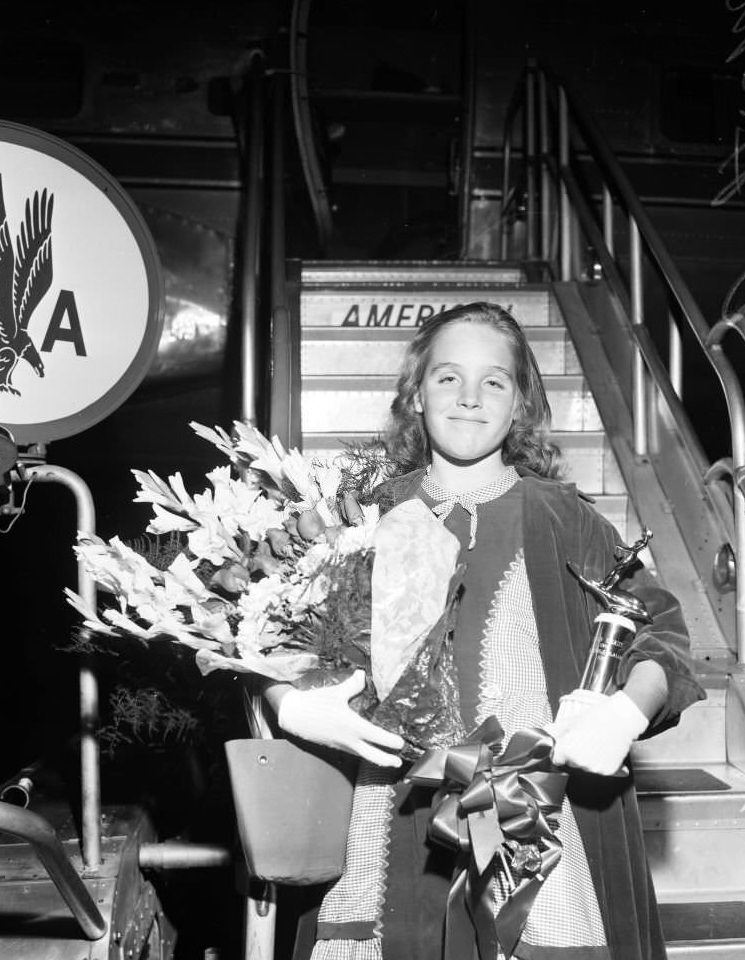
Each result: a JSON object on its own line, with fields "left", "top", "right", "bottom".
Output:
{"left": 310, "top": 469, "right": 610, "bottom": 960}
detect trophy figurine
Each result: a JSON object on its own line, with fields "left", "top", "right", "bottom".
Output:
{"left": 567, "top": 528, "right": 653, "bottom": 694}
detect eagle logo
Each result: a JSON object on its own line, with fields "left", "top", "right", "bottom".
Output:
{"left": 0, "top": 174, "right": 54, "bottom": 396}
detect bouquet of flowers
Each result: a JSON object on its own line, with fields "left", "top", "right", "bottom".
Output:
{"left": 66, "top": 420, "right": 466, "bottom": 757}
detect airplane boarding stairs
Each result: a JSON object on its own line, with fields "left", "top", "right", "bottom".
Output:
{"left": 288, "top": 259, "right": 745, "bottom": 959}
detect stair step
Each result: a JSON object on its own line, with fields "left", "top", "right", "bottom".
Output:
{"left": 301, "top": 260, "right": 527, "bottom": 286}
{"left": 300, "top": 285, "right": 559, "bottom": 328}
{"left": 661, "top": 902, "right": 745, "bottom": 959}
{"left": 667, "top": 940, "right": 745, "bottom": 959}
{"left": 638, "top": 761, "right": 745, "bottom": 903}
{"left": 300, "top": 374, "right": 601, "bottom": 434}
{"left": 301, "top": 325, "right": 581, "bottom": 378}
{"left": 633, "top": 680, "right": 727, "bottom": 767}
{"left": 558, "top": 432, "right": 626, "bottom": 495}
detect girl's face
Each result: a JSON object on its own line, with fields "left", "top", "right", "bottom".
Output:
{"left": 415, "top": 321, "right": 519, "bottom": 470}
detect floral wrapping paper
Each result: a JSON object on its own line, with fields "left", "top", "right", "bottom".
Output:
{"left": 366, "top": 497, "right": 467, "bottom": 756}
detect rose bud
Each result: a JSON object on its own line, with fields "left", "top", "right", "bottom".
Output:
{"left": 210, "top": 562, "right": 250, "bottom": 594}
{"left": 341, "top": 492, "right": 364, "bottom": 527}
{"left": 266, "top": 527, "right": 292, "bottom": 557}
{"left": 250, "top": 540, "right": 282, "bottom": 576}
{"left": 202, "top": 597, "right": 232, "bottom": 614}
{"left": 296, "top": 507, "right": 326, "bottom": 541}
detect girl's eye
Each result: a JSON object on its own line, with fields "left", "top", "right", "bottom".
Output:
{"left": 437, "top": 374, "right": 457, "bottom": 384}
{"left": 485, "top": 378, "right": 505, "bottom": 389}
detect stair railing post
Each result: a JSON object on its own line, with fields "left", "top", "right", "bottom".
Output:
{"left": 669, "top": 310, "right": 683, "bottom": 398}
{"left": 239, "top": 51, "right": 266, "bottom": 429}
{"left": 500, "top": 126, "right": 512, "bottom": 261}
{"left": 630, "top": 217, "right": 648, "bottom": 456}
{"left": 736, "top": 487, "right": 745, "bottom": 664}
{"left": 602, "top": 184, "right": 614, "bottom": 257}
{"left": 525, "top": 66, "right": 537, "bottom": 260}
{"left": 559, "top": 86, "right": 571, "bottom": 281}
{"left": 707, "top": 313, "right": 745, "bottom": 663}
{"left": 539, "top": 71, "right": 551, "bottom": 263}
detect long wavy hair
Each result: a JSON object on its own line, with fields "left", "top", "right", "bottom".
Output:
{"left": 383, "top": 302, "right": 561, "bottom": 478}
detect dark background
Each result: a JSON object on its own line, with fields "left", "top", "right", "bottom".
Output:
{"left": 1, "top": 2, "right": 744, "bottom": 954}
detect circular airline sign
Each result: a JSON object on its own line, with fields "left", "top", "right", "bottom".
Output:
{"left": 0, "top": 121, "right": 163, "bottom": 444}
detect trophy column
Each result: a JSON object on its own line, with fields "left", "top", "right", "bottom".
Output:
{"left": 579, "top": 612, "right": 637, "bottom": 694}
{"left": 568, "top": 527, "right": 653, "bottom": 694}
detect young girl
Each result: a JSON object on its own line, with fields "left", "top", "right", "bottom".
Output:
{"left": 267, "top": 302, "right": 704, "bottom": 960}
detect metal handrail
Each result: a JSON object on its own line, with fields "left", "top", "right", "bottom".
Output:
{"left": 457, "top": 4, "right": 478, "bottom": 259}
{"left": 23, "top": 464, "right": 101, "bottom": 867}
{"left": 707, "top": 311, "right": 745, "bottom": 648}
{"left": 268, "top": 71, "right": 302, "bottom": 448}
{"left": 498, "top": 74, "right": 527, "bottom": 259}
{"left": 500, "top": 61, "right": 745, "bottom": 661}
{"left": 541, "top": 69, "right": 745, "bottom": 476}
{"left": 556, "top": 160, "right": 708, "bottom": 473}
{"left": 235, "top": 51, "right": 266, "bottom": 427}
{"left": 0, "top": 802, "right": 107, "bottom": 940}
{"left": 289, "top": 0, "right": 334, "bottom": 250}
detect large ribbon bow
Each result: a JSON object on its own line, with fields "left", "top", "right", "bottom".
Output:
{"left": 406, "top": 716, "right": 568, "bottom": 959}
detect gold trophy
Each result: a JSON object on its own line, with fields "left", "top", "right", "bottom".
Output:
{"left": 567, "top": 528, "right": 653, "bottom": 694}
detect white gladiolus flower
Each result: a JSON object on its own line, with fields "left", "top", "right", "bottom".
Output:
{"left": 163, "top": 553, "right": 212, "bottom": 605}
{"left": 187, "top": 517, "right": 242, "bottom": 565}
{"left": 281, "top": 447, "right": 321, "bottom": 503}
{"left": 66, "top": 419, "right": 397, "bottom": 689}
{"left": 64, "top": 588, "right": 118, "bottom": 635}
{"left": 240, "top": 495, "right": 283, "bottom": 541}
{"left": 313, "top": 459, "right": 343, "bottom": 503}
{"left": 233, "top": 426, "right": 287, "bottom": 487}
{"left": 146, "top": 504, "right": 198, "bottom": 535}
{"left": 75, "top": 536, "right": 162, "bottom": 599}
{"left": 188, "top": 603, "right": 235, "bottom": 646}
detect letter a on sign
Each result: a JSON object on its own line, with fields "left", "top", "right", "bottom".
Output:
{"left": 40, "top": 290, "right": 87, "bottom": 355}
{"left": 0, "top": 121, "right": 163, "bottom": 444}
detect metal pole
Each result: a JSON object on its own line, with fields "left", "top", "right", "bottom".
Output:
{"left": 239, "top": 52, "right": 265, "bottom": 427}
{"left": 243, "top": 883, "right": 277, "bottom": 960}
{"left": 23, "top": 464, "right": 100, "bottom": 869}
{"left": 559, "top": 87, "right": 571, "bottom": 281}
{"left": 500, "top": 131, "right": 512, "bottom": 261}
{"left": 525, "top": 67, "right": 537, "bottom": 260}
{"left": 602, "top": 184, "right": 614, "bottom": 257}
{"left": 735, "top": 484, "right": 745, "bottom": 665}
{"left": 457, "top": 1, "right": 477, "bottom": 259}
{"left": 629, "top": 218, "right": 647, "bottom": 456}
{"left": 539, "top": 71, "right": 551, "bottom": 263}
{"left": 240, "top": 684, "right": 277, "bottom": 960}
{"left": 268, "top": 72, "right": 296, "bottom": 448}
{"left": 139, "top": 842, "right": 232, "bottom": 870}
{"left": 669, "top": 310, "right": 683, "bottom": 398}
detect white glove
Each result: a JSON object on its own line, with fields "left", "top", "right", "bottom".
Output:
{"left": 549, "top": 689, "right": 649, "bottom": 776}
{"left": 277, "top": 669, "right": 404, "bottom": 768}
{"left": 550, "top": 688, "right": 606, "bottom": 730}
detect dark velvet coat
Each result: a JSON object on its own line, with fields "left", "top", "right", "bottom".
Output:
{"left": 372, "top": 467, "right": 705, "bottom": 960}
